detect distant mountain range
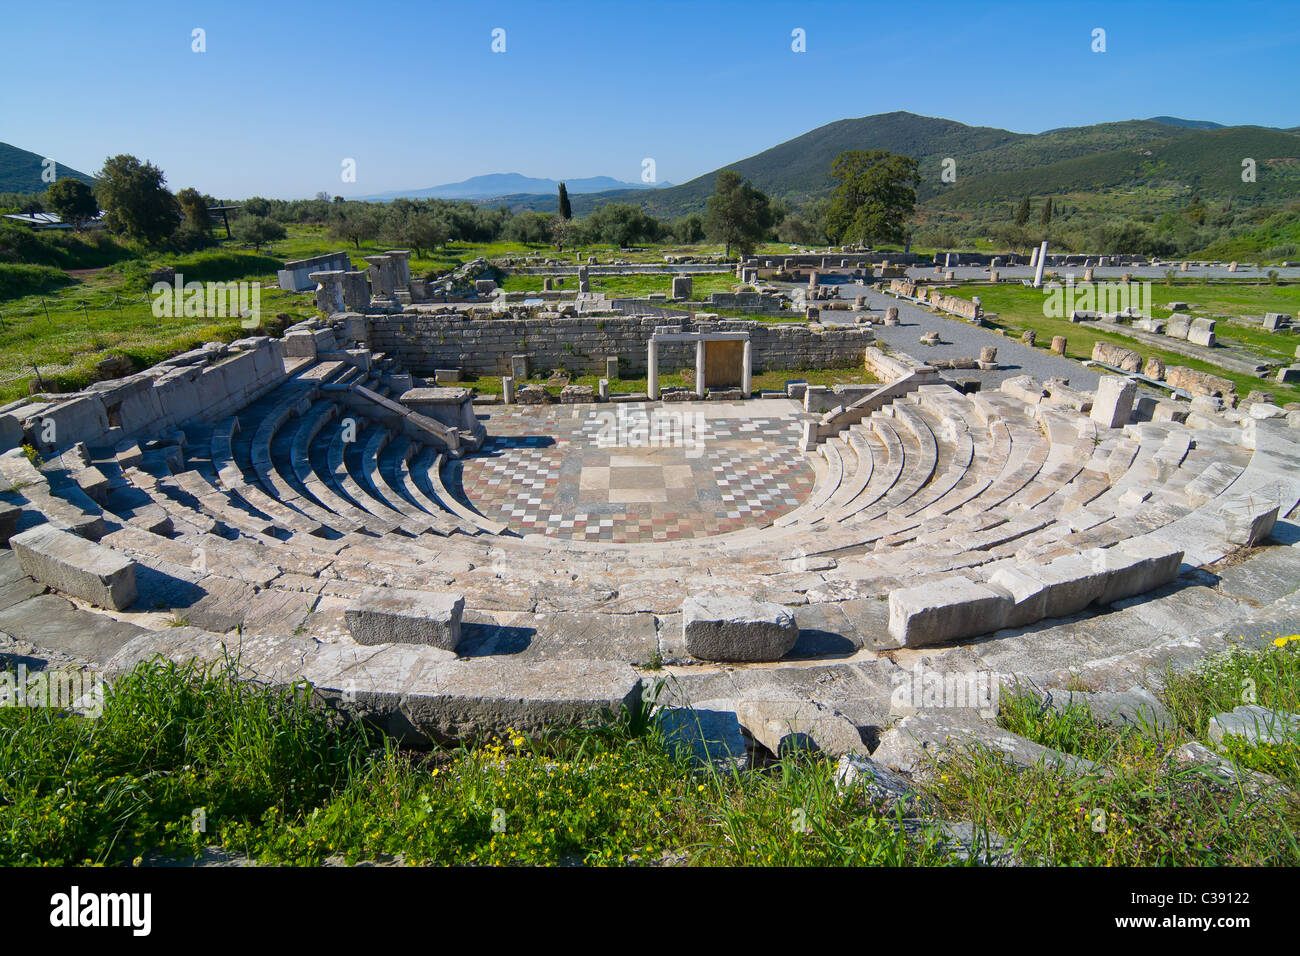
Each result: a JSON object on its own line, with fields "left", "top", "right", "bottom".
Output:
{"left": 0, "top": 143, "right": 97, "bottom": 194}
{"left": 513, "top": 113, "right": 1300, "bottom": 220}
{"left": 360, "top": 173, "right": 671, "bottom": 202}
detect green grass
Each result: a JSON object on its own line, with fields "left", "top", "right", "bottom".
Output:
{"left": 944, "top": 281, "right": 1300, "bottom": 404}
{"left": 0, "top": 658, "right": 948, "bottom": 867}
{"left": 928, "top": 636, "right": 1300, "bottom": 866}
{"left": 3, "top": 635, "right": 1297, "bottom": 866}
{"left": 0, "top": 275, "right": 312, "bottom": 402}
{"left": 0, "top": 263, "right": 75, "bottom": 300}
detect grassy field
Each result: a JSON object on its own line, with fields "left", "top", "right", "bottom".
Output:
{"left": 2, "top": 634, "right": 1296, "bottom": 866}
{"left": 0, "top": 267, "right": 315, "bottom": 403}
{"left": 945, "top": 281, "right": 1300, "bottom": 404}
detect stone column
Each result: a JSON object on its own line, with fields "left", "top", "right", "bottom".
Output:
{"left": 502, "top": 376, "right": 514, "bottom": 404}
{"left": 364, "top": 256, "right": 395, "bottom": 299}
{"left": 1029, "top": 246, "right": 1039, "bottom": 269}
{"left": 741, "top": 338, "right": 753, "bottom": 399}
{"left": 647, "top": 339, "right": 659, "bottom": 400}
{"left": 695, "top": 338, "right": 706, "bottom": 397}
{"left": 308, "top": 270, "right": 346, "bottom": 315}
{"left": 1032, "top": 241, "right": 1048, "bottom": 288}
{"left": 341, "top": 271, "right": 370, "bottom": 310}
{"left": 384, "top": 250, "right": 411, "bottom": 290}
{"left": 1051, "top": 335, "right": 1068, "bottom": 355}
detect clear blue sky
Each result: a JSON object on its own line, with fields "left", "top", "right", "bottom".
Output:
{"left": 2, "top": 0, "right": 1297, "bottom": 199}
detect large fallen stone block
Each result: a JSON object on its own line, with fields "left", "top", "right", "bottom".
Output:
{"left": 1188, "top": 317, "right": 1216, "bottom": 347}
{"left": 729, "top": 689, "right": 866, "bottom": 757}
{"left": 888, "top": 577, "right": 1011, "bottom": 647}
{"left": 10, "top": 524, "right": 137, "bottom": 610}
{"left": 999, "top": 374, "right": 1044, "bottom": 405}
{"left": 1219, "top": 498, "right": 1278, "bottom": 547}
{"left": 345, "top": 587, "right": 464, "bottom": 650}
{"left": 1090, "top": 375, "right": 1136, "bottom": 428}
{"left": 1091, "top": 341, "right": 1142, "bottom": 373}
{"left": 682, "top": 594, "right": 798, "bottom": 662}
{"left": 1166, "top": 365, "right": 1235, "bottom": 402}
{"left": 834, "top": 753, "right": 919, "bottom": 807}
{"left": 872, "top": 711, "right": 1102, "bottom": 781}
{"left": 1207, "top": 705, "right": 1300, "bottom": 746}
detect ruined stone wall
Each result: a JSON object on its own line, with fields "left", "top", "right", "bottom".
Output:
{"left": 366, "top": 314, "right": 874, "bottom": 378}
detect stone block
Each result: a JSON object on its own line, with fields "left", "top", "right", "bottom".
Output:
{"left": 1091, "top": 341, "right": 1142, "bottom": 373}
{"left": 887, "top": 577, "right": 1011, "bottom": 648}
{"left": 1091, "top": 375, "right": 1137, "bottom": 428}
{"left": 1219, "top": 498, "right": 1278, "bottom": 547}
{"left": 10, "top": 524, "right": 137, "bottom": 610}
{"left": 682, "top": 594, "right": 798, "bottom": 662}
{"left": 345, "top": 587, "right": 464, "bottom": 650}
{"left": 1188, "top": 317, "right": 1216, "bottom": 347}
{"left": 1094, "top": 538, "right": 1184, "bottom": 605}
{"left": 1208, "top": 705, "right": 1300, "bottom": 746}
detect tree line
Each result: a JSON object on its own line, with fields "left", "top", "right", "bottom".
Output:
{"left": 3, "top": 148, "right": 926, "bottom": 260}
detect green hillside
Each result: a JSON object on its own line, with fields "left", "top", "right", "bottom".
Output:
{"left": 0, "top": 142, "right": 97, "bottom": 194}
{"left": 558, "top": 113, "right": 1299, "bottom": 227}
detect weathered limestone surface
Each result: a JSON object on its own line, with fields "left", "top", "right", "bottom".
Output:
{"left": 345, "top": 587, "right": 465, "bottom": 650}
{"left": 888, "top": 578, "right": 1010, "bottom": 648}
{"left": 102, "top": 627, "right": 643, "bottom": 742}
{"left": 872, "top": 711, "right": 1102, "bottom": 780}
{"left": 682, "top": 594, "right": 798, "bottom": 662}
{"left": 10, "top": 524, "right": 137, "bottom": 610}
{"left": 1090, "top": 375, "right": 1136, "bottom": 428}
{"left": 1091, "top": 341, "right": 1142, "bottom": 372}
{"left": 1207, "top": 705, "right": 1300, "bottom": 746}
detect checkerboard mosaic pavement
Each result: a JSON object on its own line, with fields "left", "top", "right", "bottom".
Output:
{"left": 444, "top": 403, "right": 816, "bottom": 542}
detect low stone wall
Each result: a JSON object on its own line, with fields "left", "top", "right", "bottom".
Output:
{"left": 278, "top": 251, "right": 354, "bottom": 292}
{"left": 1, "top": 336, "right": 292, "bottom": 455}
{"left": 362, "top": 314, "right": 874, "bottom": 379}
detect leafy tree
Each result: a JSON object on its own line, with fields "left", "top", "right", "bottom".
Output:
{"left": 381, "top": 205, "right": 450, "bottom": 257}
{"left": 329, "top": 204, "right": 380, "bottom": 249}
{"left": 704, "top": 170, "right": 774, "bottom": 258}
{"left": 824, "top": 150, "right": 919, "bottom": 248}
{"left": 240, "top": 196, "right": 272, "bottom": 218}
{"left": 96, "top": 154, "right": 181, "bottom": 245}
{"left": 1040, "top": 197, "right": 1053, "bottom": 228}
{"left": 232, "top": 214, "right": 285, "bottom": 252}
{"left": 503, "top": 211, "right": 554, "bottom": 244}
{"left": 176, "top": 188, "right": 210, "bottom": 233}
{"left": 551, "top": 215, "right": 581, "bottom": 251}
{"left": 557, "top": 182, "right": 572, "bottom": 220}
{"left": 45, "top": 178, "right": 98, "bottom": 227}
{"left": 586, "top": 202, "right": 662, "bottom": 248}
{"left": 1014, "top": 195, "right": 1031, "bottom": 227}
{"left": 671, "top": 213, "right": 705, "bottom": 244}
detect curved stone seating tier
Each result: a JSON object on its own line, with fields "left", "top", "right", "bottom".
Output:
{"left": 8, "top": 342, "right": 1300, "bottom": 744}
